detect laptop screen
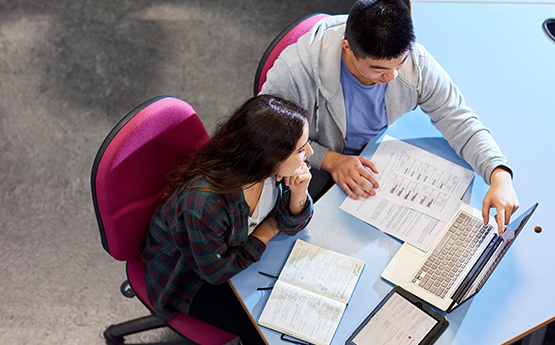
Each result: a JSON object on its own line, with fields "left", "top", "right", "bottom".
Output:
{"left": 452, "top": 203, "right": 538, "bottom": 309}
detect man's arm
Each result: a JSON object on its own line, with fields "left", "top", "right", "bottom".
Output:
{"left": 412, "top": 45, "right": 519, "bottom": 232}
{"left": 414, "top": 44, "right": 509, "bottom": 186}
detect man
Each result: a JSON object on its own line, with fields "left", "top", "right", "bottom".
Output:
{"left": 260, "top": 0, "right": 519, "bottom": 233}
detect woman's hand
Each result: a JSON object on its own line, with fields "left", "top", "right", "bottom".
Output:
{"left": 280, "top": 162, "right": 311, "bottom": 215}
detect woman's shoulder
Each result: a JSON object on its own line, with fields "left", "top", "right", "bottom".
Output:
{"left": 178, "top": 177, "right": 218, "bottom": 202}
{"left": 176, "top": 177, "right": 243, "bottom": 216}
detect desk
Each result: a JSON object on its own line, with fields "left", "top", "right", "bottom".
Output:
{"left": 232, "top": 2, "right": 555, "bottom": 344}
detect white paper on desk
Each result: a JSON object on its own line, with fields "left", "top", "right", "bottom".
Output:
{"left": 340, "top": 136, "right": 474, "bottom": 252}
{"left": 278, "top": 239, "right": 365, "bottom": 304}
{"left": 352, "top": 292, "right": 438, "bottom": 345}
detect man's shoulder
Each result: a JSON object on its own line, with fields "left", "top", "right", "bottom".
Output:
{"left": 283, "top": 14, "right": 347, "bottom": 58}
{"left": 301, "top": 14, "right": 347, "bottom": 47}
{"left": 315, "top": 14, "right": 348, "bottom": 30}
{"left": 411, "top": 43, "right": 431, "bottom": 60}
{"left": 396, "top": 43, "right": 435, "bottom": 85}
{"left": 261, "top": 14, "right": 347, "bottom": 97}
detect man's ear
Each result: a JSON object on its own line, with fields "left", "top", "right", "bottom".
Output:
{"left": 342, "top": 39, "right": 354, "bottom": 56}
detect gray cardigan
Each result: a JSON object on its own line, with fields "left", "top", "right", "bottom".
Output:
{"left": 260, "top": 15, "right": 510, "bottom": 185}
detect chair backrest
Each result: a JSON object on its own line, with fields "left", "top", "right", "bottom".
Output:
{"left": 253, "top": 13, "right": 330, "bottom": 96}
{"left": 91, "top": 96, "right": 210, "bottom": 261}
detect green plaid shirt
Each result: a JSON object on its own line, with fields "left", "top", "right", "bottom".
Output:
{"left": 142, "top": 177, "right": 313, "bottom": 321}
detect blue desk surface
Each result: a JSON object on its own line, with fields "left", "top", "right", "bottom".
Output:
{"left": 232, "top": 2, "right": 555, "bottom": 344}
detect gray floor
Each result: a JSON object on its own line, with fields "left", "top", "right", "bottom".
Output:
{"left": 0, "top": 1, "right": 352, "bottom": 344}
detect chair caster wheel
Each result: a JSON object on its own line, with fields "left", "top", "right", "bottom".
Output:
{"left": 120, "top": 281, "right": 135, "bottom": 298}
{"left": 104, "top": 327, "right": 124, "bottom": 345}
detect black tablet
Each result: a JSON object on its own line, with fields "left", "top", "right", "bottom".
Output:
{"left": 346, "top": 286, "right": 448, "bottom": 345}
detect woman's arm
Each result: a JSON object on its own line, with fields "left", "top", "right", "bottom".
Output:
{"left": 250, "top": 217, "right": 280, "bottom": 244}
{"left": 175, "top": 192, "right": 266, "bottom": 285}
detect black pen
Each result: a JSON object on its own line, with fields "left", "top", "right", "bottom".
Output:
{"left": 258, "top": 271, "right": 278, "bottom": 279}
{"left": 257, "top": 286, "right": 274, "bottom": 291}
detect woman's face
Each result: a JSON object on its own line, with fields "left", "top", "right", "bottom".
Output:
{"left": 277, "top": 123, "right": 313, "bottom": 177}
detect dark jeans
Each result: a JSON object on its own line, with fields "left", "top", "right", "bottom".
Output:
{"left": 189, "top": 281, "right": 265, "bottom": 345}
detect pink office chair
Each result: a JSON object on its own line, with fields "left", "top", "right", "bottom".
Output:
{"left": 253, "top": 13, "right": 330, "bottom": 95}
{"left": 91, "top": 96, "right": 237, "bottom": 345}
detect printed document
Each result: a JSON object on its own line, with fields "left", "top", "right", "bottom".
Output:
{"left": 340, "top": 136, "right": 474, "bottom": 252}
{"left": 351, "top": 292, "right": 438, "bottom": 345}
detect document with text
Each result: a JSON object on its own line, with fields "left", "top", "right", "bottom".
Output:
{"left": 350, "top": 292, "right": 438, "bottom": 345}
{"left": 258, "top": 239, "right": 365, "bottom": 345}
{"left": 340, "top": 136, "right": 474, "bottom": 252}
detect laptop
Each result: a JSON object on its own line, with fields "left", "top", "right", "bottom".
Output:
{"left": 382, "top": 202, "right": 538, "bottom": 312}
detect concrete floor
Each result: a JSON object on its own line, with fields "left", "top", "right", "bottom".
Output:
{"left": 1, "top": 1, "right": 552, "bottom": 344}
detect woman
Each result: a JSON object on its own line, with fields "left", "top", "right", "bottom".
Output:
{"left": 142, "top": 95, "right": 314, "bottom": 344}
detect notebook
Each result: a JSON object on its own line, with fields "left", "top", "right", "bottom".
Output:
{"left": 382, "top": 203, "right": 538, "bottom": 312}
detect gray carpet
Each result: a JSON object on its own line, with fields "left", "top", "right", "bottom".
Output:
{"left": 0, "top": 1, "right": 352, "bottom": 344}
{"left": 1, "top": 1, "right": 552, "bottom": 345}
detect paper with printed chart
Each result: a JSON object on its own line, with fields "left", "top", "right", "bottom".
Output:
{"left": 340, "top": 136, "right": 474, "bottom": 252}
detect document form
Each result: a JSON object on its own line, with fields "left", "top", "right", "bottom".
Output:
{"left": 350, "top": 292, "right": 438, "bottom": 345}
{"left": 340, "top": 136, "right": 474, "bottom": 252}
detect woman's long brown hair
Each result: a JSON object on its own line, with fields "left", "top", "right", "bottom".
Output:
{"left": 163, "top": 94, "right": 308, "bottom": 198}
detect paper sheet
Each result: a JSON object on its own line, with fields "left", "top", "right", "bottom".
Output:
{"left": 278, "top": 239, "right": 365, "bottom": 304}
{"left": 340, "top": 136, "right": 474, "bottom": 252}
{"left": 352, "top": 292, "right": 438, "bottom": 345}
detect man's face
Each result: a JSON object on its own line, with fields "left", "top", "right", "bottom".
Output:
{"left": 342, "top": 40, "right": 409, "bottom": 86}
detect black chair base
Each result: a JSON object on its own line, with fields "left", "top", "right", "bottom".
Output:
{"left": 104, "top": 315, "right": 167, "bottom": 345}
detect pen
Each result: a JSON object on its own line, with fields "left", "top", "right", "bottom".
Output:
{"left": 257, "top": 286, "right": 273, "bottom": 291}
{"left": 258, "top": 271, "right": 278, "bottom": 279}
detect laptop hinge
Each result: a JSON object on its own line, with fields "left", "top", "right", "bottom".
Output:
{"left": 446, "top": 300, "right": 457, "bottom": 312}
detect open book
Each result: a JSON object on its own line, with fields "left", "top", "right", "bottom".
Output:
{"left": 258, "top": 239, "right": 365, "bottom": 345}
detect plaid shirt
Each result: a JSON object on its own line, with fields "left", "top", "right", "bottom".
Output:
{"left": 142, "top": 177, "right": 313, "bottom": 321}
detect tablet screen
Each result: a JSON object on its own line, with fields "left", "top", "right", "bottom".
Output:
{"left": 351, "top": 292, "right": 438, "bottom": 345}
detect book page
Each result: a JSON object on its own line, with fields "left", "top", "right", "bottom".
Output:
{"left": 340, "top": 136, "right": 474, "bottom": 252}
{"left": 279, "top": 240, "right": 365, "bottom": 304}
{"left": 258, "top": 280, "right": 346, "bottom": 345}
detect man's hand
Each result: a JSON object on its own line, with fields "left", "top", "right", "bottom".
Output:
{"left": 482, "top": 168, "right": 519, "bottom": 236}
{"left": 321, "top": 151, "right": 379, "bottom": 200}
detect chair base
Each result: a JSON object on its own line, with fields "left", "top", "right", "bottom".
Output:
{"left": 104, "top": 315, "right": 167, "bottom": 345}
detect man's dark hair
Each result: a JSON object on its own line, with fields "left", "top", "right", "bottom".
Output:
{"left": 345, "top": 0, "right": 415, "bottom": 60}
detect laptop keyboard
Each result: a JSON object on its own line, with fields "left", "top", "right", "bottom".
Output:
{"left": 411, "top": 211, "right": 493, "bottom": 299}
